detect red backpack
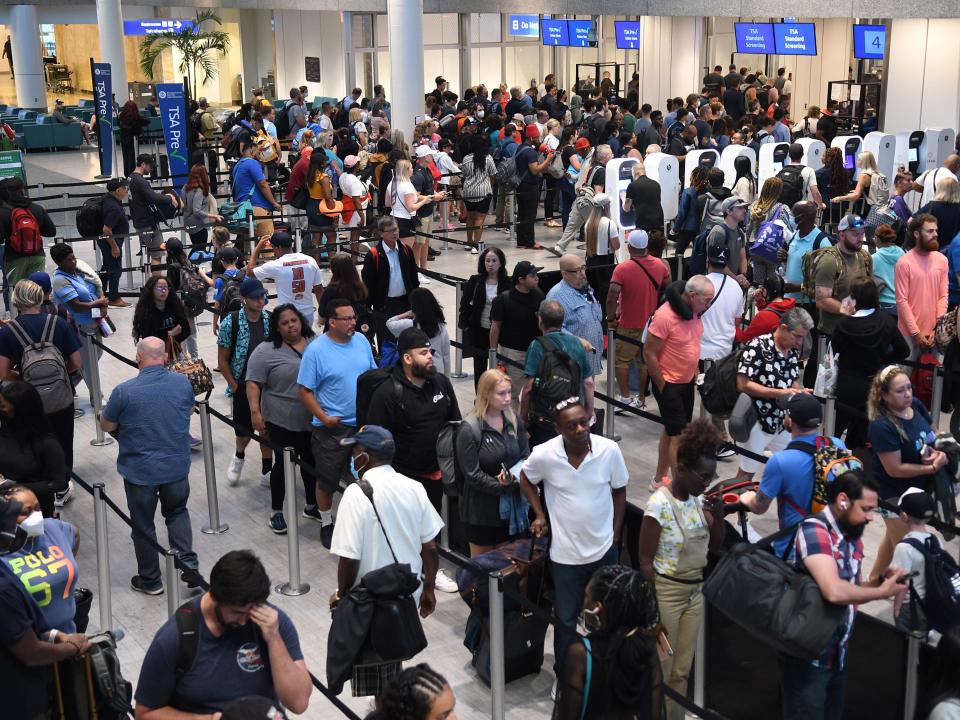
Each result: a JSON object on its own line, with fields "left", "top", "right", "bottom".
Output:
{"left": 9, "top": 207, "right": 42, "bottom": 255}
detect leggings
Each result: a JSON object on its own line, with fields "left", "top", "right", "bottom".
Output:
{"left": 265, "top": 422, "right": 317, "bottom": 512}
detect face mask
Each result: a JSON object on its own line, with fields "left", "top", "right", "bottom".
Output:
{"left": 350, "top": 452, "right": 369, "bottom": 481}
{"left": 20, "top": 511, "right": 43, "bottom": 538}
{"left": 477, "top": 110, "right": 485, "bottom": 119}
{"left": 579, "top": 605, "right": 602, "bottom": 633}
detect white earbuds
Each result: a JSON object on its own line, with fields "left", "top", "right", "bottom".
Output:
{"left": 840, "top": 501, "right": 848, "bottom": 510}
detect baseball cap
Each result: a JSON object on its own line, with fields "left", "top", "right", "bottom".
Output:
{"left": 414, "top": 144, "right": 434, "bottom": 159}
{"left": 591, "top": 192, "right": 611, "bottom": 208}
{"left": 720, "top": 197, "right": 749, "bottom": 214}
{"left": 464, "top": 116, "right": 479, "bottom": 126}
{"left": 524, "top": 124, "right": 541, "bottom": 139}
{"left": 269, "top": 230, "right": 293, "bottom": 247}
{"left": 220, "top": 695, "right": 286, "bottom": 720}
{"left": 343, "top": 154, "right": 360, "bottom": 169}
{"left": 897, "top": 487, "right": 935, "bottom": 520}
{"left": 106, "top": 177, "right": 128, "bottom": 192}
{"left": 218, "top": 247, "right": 240, "bottom": 263}
{"left": 512, "top": 260, "right": 543, "bottom": 281}
{"left": 575, "top": 137, "right": 591, "bottom": 151}
{"left": 340, "top": 424, "right": 397, "bottom": 458}
{"left": 627, "top": 229, "right": 649, "bottom": 250}
{"left": 353, "top": 122, "right": 368, "bottom": 136}
{"left": 239, "top": 278, "right": 266, "bottom": 298}
{"left": 27, "top": 271, "right": 51, "bottom": 292}
{"left": 706, "top": 238, "right": 728, "bottom": 267}
{"left": 782, "top": 393, "right": 822, "bottom": 429}
{"left": 165, "top": 238, "right": 184, "bottom": 253}
{"left": 838, "top": 214, "right": 866, "bottom": 231}
{"left": 397, "top": 327, "right": 431, "bottom": 353}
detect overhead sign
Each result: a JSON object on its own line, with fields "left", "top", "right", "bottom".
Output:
{"left": 156, "top": 83, "right": 189, "bottom": 191}
{"left": 853, "top": 24, "right": 885, "bottom": 60}
{"left": 734, "top": 23, "right": 774, "bottom": 54}
{"left": 568, "top": 20, "right": 595, "bottom": 48}
{"left": 92, "top": 62, "right": 112, "bottom": 177}
{"left": 614, "top": 21, "right": 640, "bottom": 50}
{"left": 123, "top": 19, "right": 196, "bottom": 36}
{"left": 773, "top": 22, "right": 817, "bottom": 56}
{"left": 541, "top": 19, "right": 568, "bottom": 47}
{"left": 508, "top": 15, "right": 539, "bottom": 38}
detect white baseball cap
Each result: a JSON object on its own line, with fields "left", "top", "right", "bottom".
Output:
{"left": 627, "top": 229, "right": 649, "bottom": 249}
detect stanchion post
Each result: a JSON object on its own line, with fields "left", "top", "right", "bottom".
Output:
{"left": 61, "top": 192, "right": 69, "bottom": 230}
{"left": 83, "top": 333, "right": 114, "bottom": 447}
{"left": 823, "top": 396, "right": 837, "bottom": 437}
{"left": 247, "top": 210, "right": 255, "bottom": 240}
{"left": 451, "top": 280, "right": 467, "bottom": 379}
{"left": 92, "top": 483, "right": 113, "bottom": 634}
{"left": 694, "top": 604, "right": 706, "bottom": 708}
{"left": 277, "top": 447, "right": 310, "bottom": 596}
{"left": 931, "top": 367, "right": 944, "bottom": 428}
{"left": 197, "top": 400, "right": 229, "bottom": 535}
{"left": 165, "top": 550, "right": 181, "bottom": 618}
{"left": 488, "top": 572, "right": 506, "bottom": 720}
{"left": 123, "top": 235, "right": 134, "bottom": 290}
{"left": 903, "top": 632, "right": 921, "bottom": 719}
{"left": 605, "top": 330, "right": 616, "bottom": 439}
{"left": 488, "top": 347, "right": 497, "bottom": 372}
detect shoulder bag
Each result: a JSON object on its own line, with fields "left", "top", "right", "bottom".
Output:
{"left": 166, "top": 336, "right": 215, "bottom": 396}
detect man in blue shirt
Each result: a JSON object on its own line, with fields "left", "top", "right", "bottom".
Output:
{"left": 101, "top": 336, "right": 199, "bottom": 595}
{"left": 233, "top": 138, "right": 282, "bottom": 242}
{"left": 297, "top": 298, "right": 376, "bottom": 548}
{"left": 740, "top": 393, "right": 859, "bottom": 556}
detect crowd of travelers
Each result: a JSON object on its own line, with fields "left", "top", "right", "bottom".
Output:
{"left": 1, "top": 62, "right": 960, "bottom": 720}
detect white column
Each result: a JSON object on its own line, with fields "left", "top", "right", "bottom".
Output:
{"left": 387, "top": 0, "right": 424, "bottom": 139}
{"left": 9, "top": 5, "right": 45, "bottom": 110}
{"left": 96, "top": 0, "right": 128, "bottom": 103}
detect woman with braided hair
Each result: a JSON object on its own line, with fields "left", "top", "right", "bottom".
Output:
{"left": 555, "top": 565, "right": 663, "bottom": 719}
{"left": 365, "top": 663, "right": 457, "bottom": 720}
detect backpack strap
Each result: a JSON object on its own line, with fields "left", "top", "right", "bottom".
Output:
{"left": 358, "top": 480, "right": 401, "bottom": 564}
{"left": 7, "top": 316, "right": 34, "bottom": 350}
{"left": 40, "top": 311, "right": 57, "bottom": 344}
{"left": 174, "top": 600, "right": 200, "bottom": 679}
{"left": 229, "top": 310, "right": 241, "bottom": 363}
{"left": 579, "top": 637, "right": 593, "bottom": 720}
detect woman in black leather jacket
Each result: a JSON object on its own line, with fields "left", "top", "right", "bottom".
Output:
{"left": 458, "top": 247, "right": 510, "bottom": 388}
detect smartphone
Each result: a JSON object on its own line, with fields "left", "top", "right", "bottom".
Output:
{"left": 896, "top": 571, "right": 920, "bottom": 585}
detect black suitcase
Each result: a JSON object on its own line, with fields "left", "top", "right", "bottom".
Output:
{"left": 471, "top": 609, "right": 550, "bottom": 685}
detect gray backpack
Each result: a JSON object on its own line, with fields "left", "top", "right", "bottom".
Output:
{"left": 8, "top": 314, "right": 74, "bottom": 413}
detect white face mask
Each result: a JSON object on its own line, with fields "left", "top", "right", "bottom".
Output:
{"left": 20, "top": 510, "right": 43, "bottom": 538}
{"left": 477, "top": 110, "right": 485, "bottom": 119}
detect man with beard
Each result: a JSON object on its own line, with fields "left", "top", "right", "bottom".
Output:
{"left": 895, "top": 213, "right": 947, "bottom": 361}
{"left": 134, "top": 550, "right": 311, "bottom": 716}
{"left": 779, "top": 470, "right": 906, "bottom": 719}
{"left": 814, "top": 214, "right": 874, "bottom": 337}
{"left": 365, "top": 328, "right": 461, "bottom": 593}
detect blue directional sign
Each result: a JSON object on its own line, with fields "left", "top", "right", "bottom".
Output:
{"left": 615, "top": 21, "right": 640, "bottom": 50}
{"left": 568, "top": 20, "right": 595, "bottom": 48}
{"left": 508, "top": 15, "right": 539, "bottom": 38}
{"left": 123, "top": 19, "right": 196, "bottom": 36}
{"left": 773, "top": 22, "right": 817, "bottom": 56}
{"left": 541, "top": 19, "right": 569, "bottom": 47}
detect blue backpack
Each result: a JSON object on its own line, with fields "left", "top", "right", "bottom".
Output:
{"left": 750, "top": 219, "right": 790, "bottom": 263}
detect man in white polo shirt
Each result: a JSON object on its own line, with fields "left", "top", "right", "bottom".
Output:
{"left": 247, "top": 230, "right": 324, "bottom": 325}
{"left": 520, "top": 399, "right": 628, "bottom": 696}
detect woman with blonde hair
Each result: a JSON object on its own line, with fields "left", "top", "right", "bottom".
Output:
{"left": 866, "top": 365, "right": 947, "bottom": 583}
{"left": 390, "top": 158, "right": 438, "bottom": 246}
{"left": 454, "top": 369, "right": 530, "bottom": 556}
{"left": 791, "top": 105, "right": 820, "bottom": 138}
{"left": 584, "top": 193, "right": 621, "bottom": 303}
{"left": 748, "top": 176, "right": 793, "bottom": 284}
{"left": 544, "top": 119, "right": 563, "bottom": 227}
{"left": 832, "top": 150, "right": 884, "bottom": 218}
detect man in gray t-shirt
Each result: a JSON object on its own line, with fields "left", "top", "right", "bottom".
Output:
{"left": 707, "top": 197, "right": 749, "bottom": 285}
{"left": 287, "top": 92, "right": 307, "bottom": 138}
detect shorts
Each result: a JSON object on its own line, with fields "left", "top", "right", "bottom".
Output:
{"left": 252, "top": 205, "right": 274, "bottom": 239}
{"left": 464, "top": 196, "right": 492, "bottom": 214}
{"left": 396, "top": 216, "right": 416, "bottom": 239}
{"left": 231, "top": 382, "right": 254, "bottom": 438}
{"left": 136, "top": 226, "right": 164, "bottom": 260}
{"left": 414, "top": 214, "right": 434, "bottom": 245}
{"left": 344, "top": 206, "right": 368, "bottom": 229}
{"left": 310, "top": 423, "right": 356, "bottom": 494}
{"left": 650, "top": 380, "right": 695, "bottom": 436}
{"left": 614, "top": 326, "right": 646, "bottom": 370}
{"left": 351, "top": 660, "right": 402, "bottom": 697}
{"left": 463, "top": 521, "right": 512, "bottom": 547}
{"left": 738, "top": 422, "right": 791, "bottom": 474}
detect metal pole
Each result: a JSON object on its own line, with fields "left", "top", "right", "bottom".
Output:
{"left": 197, "top": 400, "right": 229, "bottom": 535}
{"left": 165, "top": 550, "right": 181, "bottom": 618}
{"left": 817, "top": 335, "right": 827, "bottom": 368}
{"left": 823, "top": 396, "right": 837, "bottom": 437}
{"left": 277, "top": 448, "right": 310, "bottom": 596}
{"left": 507, "top": 193, "right": 515, "bottom": 245}
{"left": 488, "top": 572, "right": 506, "bottom": 720}
{"left": 92, "top": 483, "right": 112, "bottom": 634}
{"left": 123, "top": 234, "right": 134, "bottom": 290}
{"left": 931, "top": 367, "right": 944, "bottom": 428}
{"left": 61, "top": 192, "right": 69, "bottom": 232}
{"left": 903, "top": 633, "right": 921, "bottom": 720}
{"left": 295, "top": 225, "right": 302, "bottom": 254}
{"left": 84, "top": 333, "right": 113, "bottom": 447}
{"left": 694, "top": 603, "right": 707, "bottom": 709}
{"left": 451, "top": 280, "right": 467, "bottom": 379}
{"left": 605, "top": 330, "right": 616, "bottom": 439}
{"left": 488, "top": 347, "right": 498, "bottom": 372}
{"left": 247, "top": 210, "right": 255, "bottom": 240}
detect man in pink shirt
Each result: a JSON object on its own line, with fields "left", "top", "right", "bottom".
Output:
{"left": 895, "top": 213, "right": 947, "bottom": 361}
{"left": 643, "top": 275, "right": 715, "bottom": 489}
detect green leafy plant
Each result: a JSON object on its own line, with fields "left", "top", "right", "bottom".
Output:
{"left": 138, "top": 11, "right": 231, "bottom": 98}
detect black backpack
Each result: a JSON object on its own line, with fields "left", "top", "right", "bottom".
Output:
{"left": 217, "top": 272, "right": 245, "bottom": 319}
{"left": 274, "top": 100, "right": 295, "bottom": 140}
{"left": 902, "top": 535, "right": 960, "bottom": 632}
{"left": 355, "top": 368, "right": 403, "bottom": 429}
{"left": 189, "top": 111, "right": 203, "bottom": 138}
{"left": 699, "top": 347, "right": 745, "bottom": 416}
{"left": 174, "top": 600, "right": 265, "bottom": 681}
{"left": 777, "top": 164, "right": 805, "bottom": 207}
{"left": 76, "top": 194, "right": 105, "bottom": 238}
{"left": 87, "top": 632, "right": 133, "bottom": 718}
{"left": 528, "top": 335, "right": 581, "bottom": 430}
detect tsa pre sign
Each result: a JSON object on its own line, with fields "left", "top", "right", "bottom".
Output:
{"left": 157, "top": 83, "right": 188, "bottom": 190}
{"left": 92, "top": 62, "right": 112, "bottom": 177}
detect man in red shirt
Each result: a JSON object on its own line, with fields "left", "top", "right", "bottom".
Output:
{"left": 606, "top": 229, "right": 670, "bottom": 409}
{"left": 284, "top": 146, "right": 312, "bottom": 235}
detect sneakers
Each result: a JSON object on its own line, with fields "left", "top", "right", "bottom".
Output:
{"left": 269, "top": 511, "right": 288, "bottom": 535}
{"left": 260, "top": 471, "right": 271, "bottom": 489}
{"left": 546, "top": 244, "right": 563, "bottom": 258}
{"left": 226, "top": 455, "right": 244, "bottom": 486}
{"left": 434, "top": 569, "right": 458, "bottom": 593}
{"left": 716, "top": 442, "right": 737, "bottom": 459}
{"left": 302, "top": 505, "right": 323, "bottom": 522}
{"left": 470, "top": 246, "right": 479, "bottom": 255}
{"left": 551, "top": 677, "right": 558, "bottom": 701}
{"left": 54, "top": 480, "right": 74, "bottom": 508}
{"left": 130, "top": 575, "right": 163, "bottom": 595}
{"left": 189, "top": 434, "right": 202, "bottom": 450}
{"left": 649, "top": 476, "right": 671, "bottom": 493}
{"left": 418, "top": 273, "right": 432, "bottom": 284}
{"left": 614, "top": 395, "right": 645, "bottom": 414}
{"left": 320, "top": 522, "right": 335, "bottom": 550}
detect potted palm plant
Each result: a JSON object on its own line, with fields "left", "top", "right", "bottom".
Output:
{"left": 138, "top": 11, "right": 231, "bottom": 99}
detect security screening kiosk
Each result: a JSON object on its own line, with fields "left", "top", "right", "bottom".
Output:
{"left": 894, "top": 131, "right": 924, "bottom": 176}
{"left": 646, "top": 152, "right": 680, "bottom": 223}
{"left": 832, "top": 135, "right": 863, "bottom": 180}
{"left": 758, "top": 142, "right": 790, "bottom": 186}
{"left": 605, "top": 158, "right": 639, "bottom": 231}
{"left": 795, "top": 138, "right": 826, "bottom": 171}
{"left": 683, "top": 149, "right": 719, "bottom": 188}
{"left": 862, "top": 132, "right": 897, "bottom": 184}
{"left": 719, "top": 146, "right": 756, "bottom": 189}
{"left": 919, "top": 128, "right": 957, "bottom": 172}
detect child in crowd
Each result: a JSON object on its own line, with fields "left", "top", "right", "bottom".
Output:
{"left": 891, "top": 487, "right": 937, "bottom": 633}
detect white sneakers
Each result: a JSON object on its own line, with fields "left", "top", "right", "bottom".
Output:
{"left": 434, "top": 569, "right": 458, "bottom": 593}
{"left": 260, "top": 472, "right": 271, "bottom": 488}
{"left": 418, "top": 273, "right": 432, "bottom": 285}
{"left": 226, "top": 456, "right": 244, "bottom": 486}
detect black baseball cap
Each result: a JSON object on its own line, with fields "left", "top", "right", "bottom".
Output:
{"left": 269, "top": 231, "right": 293, "bottom": 247}
{"left": 397, "top": 327, "right": 431, "bottom": 353}
{"left": 897, "top": 488, "right": 935, "bottom": 520}
{"left": 106, "top": 177, "right": 128, "bottom": 192}
{"left": 780, "top": 393, "right": 822, "bottom": 429}
{"left": 706, "top": 239, "right": 727, "bottom": 267}
{"left": 512, "top": 260, "right": 542, "bottom": 282}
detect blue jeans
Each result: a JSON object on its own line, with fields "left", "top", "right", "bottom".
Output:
{"left": 559, "top": 177, "right": 576, "bottom": 229}
{"left": 549, "top": 544, "right": 619, "bottom": 677}
{"left": 96, "top": 238, "right": 123, "bottom": 301}
{"left": 123, "top": 477, "right": 198, "bottom": 586}
{"left": 778, "top": 653, "right": 847, "bottom": 720}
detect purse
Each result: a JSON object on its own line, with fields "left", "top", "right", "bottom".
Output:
{"left": 703, "top": 521, "right": 846, "bottom": 661}
{"left": 166, "top": 337, "right": 215, "bottom": 396}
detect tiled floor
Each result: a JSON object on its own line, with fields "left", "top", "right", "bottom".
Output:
{"left": 21, "top": 142, "right": 955, "bottom": 719}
